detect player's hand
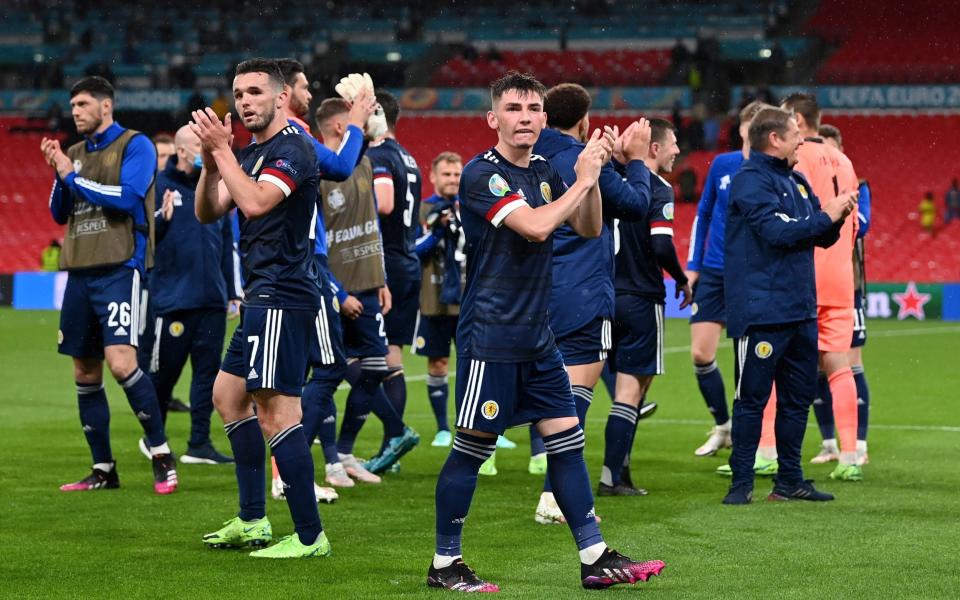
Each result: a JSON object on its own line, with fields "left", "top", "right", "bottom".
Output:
{"left": 574, "top": 129, "right": 608, "bottom": 186}
{"left": 677, "top": 281, "right": 693, "bottom": 310}
{"left": 379, "top": 285, "right": 392, "bottom": 315}
{"left": 226, "top": 299, "right": 241, "bottom": 320}
{"left": 598, "top": 126, "right": 616, "bottom": 165}
{"left": 190, "top": 108, "right": 232, "bottom": 154}
{"left": 342, "top": 295, "right": 363, "bottom": 320}
{"left": 620, "top": 118, "right": 651, "bottom": 162}
{"left": 335, "top": 72, "right": 374, "bottom": 102}
{"left": 685, "top": 270, "right": 699, "bottom": 290}
{"left": 41, "top": 137, "right": 74, "bottom": 178}
{"left": 348, "top": 85, "right": 379, "bottom": 131}
{"left": 823, "top": 190, "right": 858, "bottom": 223}
{"left": 609, "top": 124, "right": 628, "bottom": 164}
{"left": 161, "top": 189, "right": 176, "bottom": 221}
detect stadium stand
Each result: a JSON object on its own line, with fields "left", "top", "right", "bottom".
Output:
{"left": 1, "top": 0, "right": 958, "bottom": 283}
{"left": 811, "top": 0, "right": 958, "bottom": 84}
{"left": 430, "top": 50, "right": 673, "bottom": 87}
{"left": 0, "top": 118, "right": 67, "bottom": 272}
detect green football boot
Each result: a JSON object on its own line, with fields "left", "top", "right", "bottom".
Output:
{"left": 528, "top": 453, "right": 547, "bottom": 475}
{"left": 716, "top": 457, "right": 779, "bottom": 477}
{"left": 250, "top": 532, "right": 332, "bottom": 558}
{"left": 829, "top": 463, "right": 863, "bottom": 482}
{"left": 478, "top": 453, "right": 498, "bottom": 476}
{"left": 202, "top": 516, "right": 272, "bottom": 549}
{"left": 754, "top": 457, "right": 779, "bottom": 477}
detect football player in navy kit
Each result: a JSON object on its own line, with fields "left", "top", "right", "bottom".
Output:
{"left": 427, "top": 72, "right": 665, "bottom": 593}
{"left": 192, "top": 58, "right": 335, "bottom": 559}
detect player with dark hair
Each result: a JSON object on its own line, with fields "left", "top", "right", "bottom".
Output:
{"left": 193, "top": 58, "right": 333, "bottom": 558}
{"left": 686, "top": 100, "right": 771, "bottom": 458}
{"left": 365, "top": 89, "right": 424, "bottom": 467}
{"left": 781, "top": 92, "right": 862, "bottom": 481}
{"left": 814, "top": 123, "right": 873, "bottom": 467}
{"left": 722, "top": 106, "right": 856, "bottom": 505}
{"left": 268, "top": 60, "right": 377, "bottom": 502}
{"left": 153, "top": 133, "right": 175, "bottom": 171}
{"left": 598, "top": 118, "right": 692, "bottom": 495}
{"left": 427, "top": 71, "right": 664, "bottom": 592}
{"left": 43, "top": 75, "right": 178, "bottom": 495}
{"left": 529, "top": 82, "right": 653, "bottom": 521}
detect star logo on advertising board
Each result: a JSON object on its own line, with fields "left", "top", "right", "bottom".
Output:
{"left": 892, "top": 281, "right": 931, "bottom": 320}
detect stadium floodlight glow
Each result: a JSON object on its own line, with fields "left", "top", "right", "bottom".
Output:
{"left": 387, "top": 51, "right": 402, "bottom": 62}
{"left": 759, "top": 48, "right": 772, "bottom": 58}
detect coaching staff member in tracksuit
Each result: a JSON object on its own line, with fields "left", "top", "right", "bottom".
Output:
{"left": 722, "top": 107, "right": 857, "bottom": 505}
{"left": 146, "top": 124, "right": 242, "bottom": 464}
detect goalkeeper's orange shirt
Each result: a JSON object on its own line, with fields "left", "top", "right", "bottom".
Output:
{"left": 794, "top": 139, "right": 859, "bottom": 308}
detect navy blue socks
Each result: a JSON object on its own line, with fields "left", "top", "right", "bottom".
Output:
{"left": 601, "top": 403, "right": 638, "bottom": 486}
{"left": 543, "top": 426, "right": 603, "bottom": 551}
{"left": 119, "top": 368, "right": 166, "bottom": 447}
{"left": 270, "top": 424, "right": 322, "bottom": 545}
{"left": 694, "top": 360, "right": 729, "bottom": 425}
{"left": 224, "top": 415, "right": 265, "bottom": 522}
{"left": 435, "top": 432, "right": 496, "bottom": 557}
{"left": 77, "top": 382, "right": 112, "bottom": 464}
{"left": 427, "top": 374, "right": 450, "bottom": 432}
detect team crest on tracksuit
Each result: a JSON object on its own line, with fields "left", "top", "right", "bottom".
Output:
{"left": 755, "top": 341, "right": 773, "bottom": 359}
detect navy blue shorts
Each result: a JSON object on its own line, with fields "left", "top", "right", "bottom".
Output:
{"left": 311, "top": 257, "right": 347, "bottom": 381}
{"left": 454, "top": 347, "right": 576, "bottom": 435}
{"left": 342, "top": 290, "right": 388, "bottom": 359}
{"left": 689, "top": 267, "right": 725, "bottom": 324}
{"left": 414, "top": 314, "right": 458, "bottom": 358}
{"left": 555, "top": 316, "right": 613, "bottom": 366}
{"left": 610, "top": 295, "right": 664, "bottom": 377}
{"left": 221, "top": 305, "right": 336, "bottom": 396}
{"left": 59, "top": 267, "right": 144, "bottom": 358}
{"left": 384, "top": 277, "right": 420, "bottom": 346}
{"left": 851, "top": 290, "right": 867, "bottom": 348}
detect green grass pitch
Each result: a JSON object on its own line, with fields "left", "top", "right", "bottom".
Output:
{"left": 1, "top": 308, "right": 958, "bottom": 598}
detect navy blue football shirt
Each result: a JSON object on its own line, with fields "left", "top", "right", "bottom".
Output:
{"left": 613, "top": 173, "right": 675, "bottom": 302}
{"left": 235, "top": 125, "right": 322, "bottom": 310}
{"left": 456, "top": 147, "right": 568, "bottom": 362}
{"left": 368, "top": 138, "right": 423, "bottom": 282}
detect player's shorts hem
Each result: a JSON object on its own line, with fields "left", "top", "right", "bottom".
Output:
{"left": 220, "top": 363, "right": 246, "bottom": 379}
{"left": 57, "top": 347, "right": 104, "bottom": 359}
{"left": 245, "top": 383, "right": 303, "bottom": 397}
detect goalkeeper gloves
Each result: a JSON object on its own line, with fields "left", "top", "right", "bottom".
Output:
{"left": 335, "top": 72, "right": 388, "bottom": 139}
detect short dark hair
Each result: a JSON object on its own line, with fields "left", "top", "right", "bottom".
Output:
{"left": 375, "top": 90, "right": 400, "bottom": 129}
{"left": 315, "top": 97, "right": 350, "bottom": 128}
{"left": 819, "top": 123, "right": 842, "bottom": 146}
{"left": 490, "top": 71, "right": 547, "bottom": 108}
{"left": 234, "top": 58, "right": 284, "bottom": 91}
{"left": 749, "top": 107, "right": 795, "bottom": 151}
{"left": 544, "top": 83, "right": 591, "bottom": 130}
{"left": 275, "top": 58, "right": 305, "bottom": 88}
{"left": 152, "top": 133, "right": 174, "bottom": 146}
{"left": 649, "top": 118, "right": 676, "bottom": 146}
{"left": 70, "top": 76, "right": 114, "bottom": 100}
{"left": 781, "top": 92, "right": 821, "bottom": 130}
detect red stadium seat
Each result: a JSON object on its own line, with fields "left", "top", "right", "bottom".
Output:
{"left": 809, "top": 0, "right": 959, "bottom": 84}
{"left": 429, "top": 49, "right": 671, "bottom": 88}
